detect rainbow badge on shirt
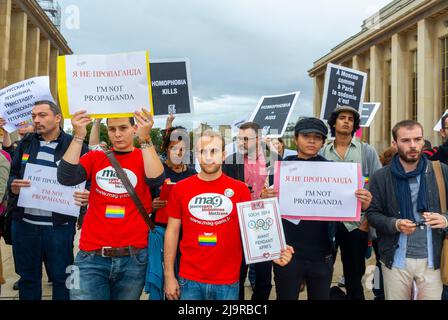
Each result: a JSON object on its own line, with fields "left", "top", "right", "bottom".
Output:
{"left": 198, "top": 233, "right": 217, "bottom": 247}
{"left": 22, "top": 154, "right": 29, "bottom": 165}
{"left": 105, "top": 205, "right": 125, "bottom": 219}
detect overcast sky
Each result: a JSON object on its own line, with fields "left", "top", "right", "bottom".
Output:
{"left": 58, "top": 0, "right": 393, "bottom": 130}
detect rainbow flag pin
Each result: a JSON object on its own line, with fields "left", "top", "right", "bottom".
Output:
{"left": 105, "top": 205, "right": 125, "bottom": 219}
{"left": 198, "top": 233, "right": 217, "bottom": 247}
{"left": 22, "top": 154, "right": 29, "bottom": 165}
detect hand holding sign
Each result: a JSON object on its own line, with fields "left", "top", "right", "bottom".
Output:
{"left": 355, "top": 188, "right": 372, "bottom": 211}
{"left": 71, "top": 110, "right": 92, "bottom": 139}
{"left": 272, "top": 245, "right": 294, "bottom": 266}
{"left": 11, "top": 179, "right": 31, "bottom": 195}
{"left": 73, "top": 189, "right": 90, "bottom": 207}
{"left": 134, "top": 108, "right": 154, "bottom": 141}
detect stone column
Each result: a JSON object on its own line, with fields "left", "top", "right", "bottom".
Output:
{"left": 7, "top": 10, "right": 27, "bottom": 84}
{"left": 313, "top": 73, "right": 324, "bottom": 117}
{"left": 0, "top": 0, "right": 11, "bottom": 88}
{"left": 38, "top": 37, "right": 50, "bottom": 76}
{"left": 369, "top": 45, "right": 385, "bottom": 151}
{"left": 417, "top": 19, "right": 436, "bottom": 143}
{"left": 391, "top": 33, "right": 409, "bottom": 127}
{"left": 25, "top": 25, "right": 40, "bottom": 78}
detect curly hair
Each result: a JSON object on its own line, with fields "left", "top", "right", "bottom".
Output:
{"left": 328, "top": 110, "right": 360, "bottom": 137}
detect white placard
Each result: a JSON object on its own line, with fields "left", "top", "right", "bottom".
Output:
{"left": 274, "top": 161, "right": 362, "bottom": 221}
{"left": 59, "top": 51, "right": 151, "bottom": 118}
{"left": 237, "top": 198, "right": 286, "bottom": 264}
{"left": 18, "top": 163, "right": 86, "bottom": 217}
{"left": 434, "top": 110, "right": 448, "bottom": 132}
{"left": 0, "top": 76, "right": 54, "bottom": 133}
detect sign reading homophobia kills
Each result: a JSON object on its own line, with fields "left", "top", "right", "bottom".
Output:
{"left": 249, "top": 92, "right": 300, "bottom": 137}
{"left": 320, "top": 63, "right": 367, "bottom": 121}
{"left": 150, "top": 58, "right": 194, "bottom": 116}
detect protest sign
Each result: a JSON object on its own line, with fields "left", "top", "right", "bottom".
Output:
{"left": 434, "top": 110, "right": 448, "bottom": 131}
{"left": 360, "top": 102, "right": 381, "bottom": 127}
{"left": 58, "top": 51, "right": 152, "bottom": 118}
{"left": 0, "top": 76, "right": 54, "bottom": 133}
{"left": 320, "top": 63, "right": 367, "bottom": 121}
{"left": 18, "top": 163, "right": 86, "bottom": 217}
{"left": 150, "top": 58, "right": 193, "bottom": 117}
{"left": 237, "top": 198, "right": 286, "bottom": 264}
{"left": 274, "top": 161, "right": 362, "bottom": 221}
{"left": 249, "top": 92, "right": 299, "bottom": 137}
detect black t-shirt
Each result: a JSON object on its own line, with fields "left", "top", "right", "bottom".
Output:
{"left": 282, "top": 154, "right": 333, "bottom": 261}
{"left": 150, "top": 162, "right": 197, "bottom": 223}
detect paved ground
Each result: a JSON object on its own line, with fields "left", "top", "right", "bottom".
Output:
{"left": 0, "top": 231, "right": 376, "bottom": 300}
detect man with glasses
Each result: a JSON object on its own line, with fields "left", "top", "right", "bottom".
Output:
{"left": 223, "top": 122, "right": 280, "bottom": 300}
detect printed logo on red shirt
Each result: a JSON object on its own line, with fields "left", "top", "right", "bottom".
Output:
{"left": 95, "top": 166, "right": 138, "bottom": 194}
{"left": 188, "top": 193, "right": 233, "bottom": 221}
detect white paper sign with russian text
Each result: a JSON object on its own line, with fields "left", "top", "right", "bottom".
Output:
{"left": 0, "top": 76, "right": 54, "bottom": 133}
{"left": 18, "top": 163, "right": 86, "bottom": 217}
{"left": 274, "top": 161, "right": 362, "bottom": 221}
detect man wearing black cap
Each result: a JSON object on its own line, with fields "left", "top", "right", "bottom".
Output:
{"left": 321, "top": 106, "right": 381, "bottom": 300}
{"left": 262, "top": 117, "right": 372, "bottom": 300}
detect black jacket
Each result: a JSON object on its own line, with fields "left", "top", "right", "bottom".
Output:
{"left": 7, "top": 130, "right": 89, "bottom": 226}
{"left": 366, "top": 160, "right": 448, "bottom": 269}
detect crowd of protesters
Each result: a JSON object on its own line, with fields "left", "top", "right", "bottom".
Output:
{"left": 0, "top": 99, "right": 448, "bottom": 301}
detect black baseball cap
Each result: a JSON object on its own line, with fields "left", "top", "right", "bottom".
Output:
{"left": 294, "top": 117, "right": 328, "bottom": 138}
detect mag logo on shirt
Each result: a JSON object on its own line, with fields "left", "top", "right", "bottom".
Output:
{"left": 188, "top": 193, "right": 233, "bottom": 221}
{"left": 96, "top": 166, "right": 138, "bottom": 194}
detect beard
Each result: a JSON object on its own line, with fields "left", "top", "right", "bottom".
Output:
{"left": 200, "top": 163, "right": 221, "bottom": 175}
{"left": 397, "top": 147, "right": 422, "bottom": 164}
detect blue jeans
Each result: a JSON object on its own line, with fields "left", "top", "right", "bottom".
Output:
{"left": 69, "top": 249, "right": 147, "bottom": 300}
{"left": 179, "top": 277, "right": 239, "bottom": 300}
{"left": 11, "top": 219, "right": 76, "bottom": 300}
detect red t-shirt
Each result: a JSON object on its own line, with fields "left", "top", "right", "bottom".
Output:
{"left": 78, "top": 149, "right": 152, "bottom": 251}
{"left": 167, "top": 173, "right": 251, "bottom": 284}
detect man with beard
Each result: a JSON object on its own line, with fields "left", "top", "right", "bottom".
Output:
{"left": 367, "top": 120, "right": 448, "bottom": 300}
{"left": 222, "top": 122, "right": 280, "bottom": 300}
{"left": 163, "top": 130, "right": 293, "bottom": 300}
{"left": 7, "top": 101, "right": 89, "bottom": 300}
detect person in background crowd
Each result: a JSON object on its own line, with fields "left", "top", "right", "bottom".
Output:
{"left": 0, "top": 149, "right": 11, "bottom": 295}
{"left": 266, "top": 137, "right": 297, "bottom": 160}
{"left": 321, "top": 106, "right": 381, "bottom": 300}
{"left": 222, "top": 122, "right": 281, "bottom": 300}
{"left": 163, "top": 130, "right": 293, "bottom": 300}
{"left": 380, "top": 146, "right": 398, "bottom": 167}
{"left": 367, "top": 120, "right": 448, "bottom": 300}
{"left": 425, "top": 112, "right": 448, "bottom": 300}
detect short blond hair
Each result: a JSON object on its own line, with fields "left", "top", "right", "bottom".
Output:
{"left": 196, "top": 130, "right": 225, "bottom": 151}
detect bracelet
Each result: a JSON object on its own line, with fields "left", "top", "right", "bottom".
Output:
{"left": 73, "top": 136, "right": 85, "bottom": 143}
{"left": 140, "top": 140, "right": 154, "bottom": 149}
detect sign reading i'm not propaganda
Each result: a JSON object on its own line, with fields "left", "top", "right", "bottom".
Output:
{"left": 249, "top": 92, "right": 300, "bottom": 137}
{"left": 274, "top": 161, "right": 362, "bottom": 221}
{"left": 320, "top": 63, "right": 367, "bottom": 121}
{"left": 150, "top": 58, "right": 194, "bottom": 117}
{"left": 58, "top": 51, "right": 153, "bottom": 118}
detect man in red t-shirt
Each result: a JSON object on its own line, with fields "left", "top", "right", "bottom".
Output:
{"left": 164, "top": 130, "right": 293, "bottom": 300}
{"left": 57, "top": 109, "right": 165, "bottom": 300}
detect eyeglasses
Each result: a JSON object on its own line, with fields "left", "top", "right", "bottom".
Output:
{"left": 237, "top": 136, "right": 257, "bottom": 142}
